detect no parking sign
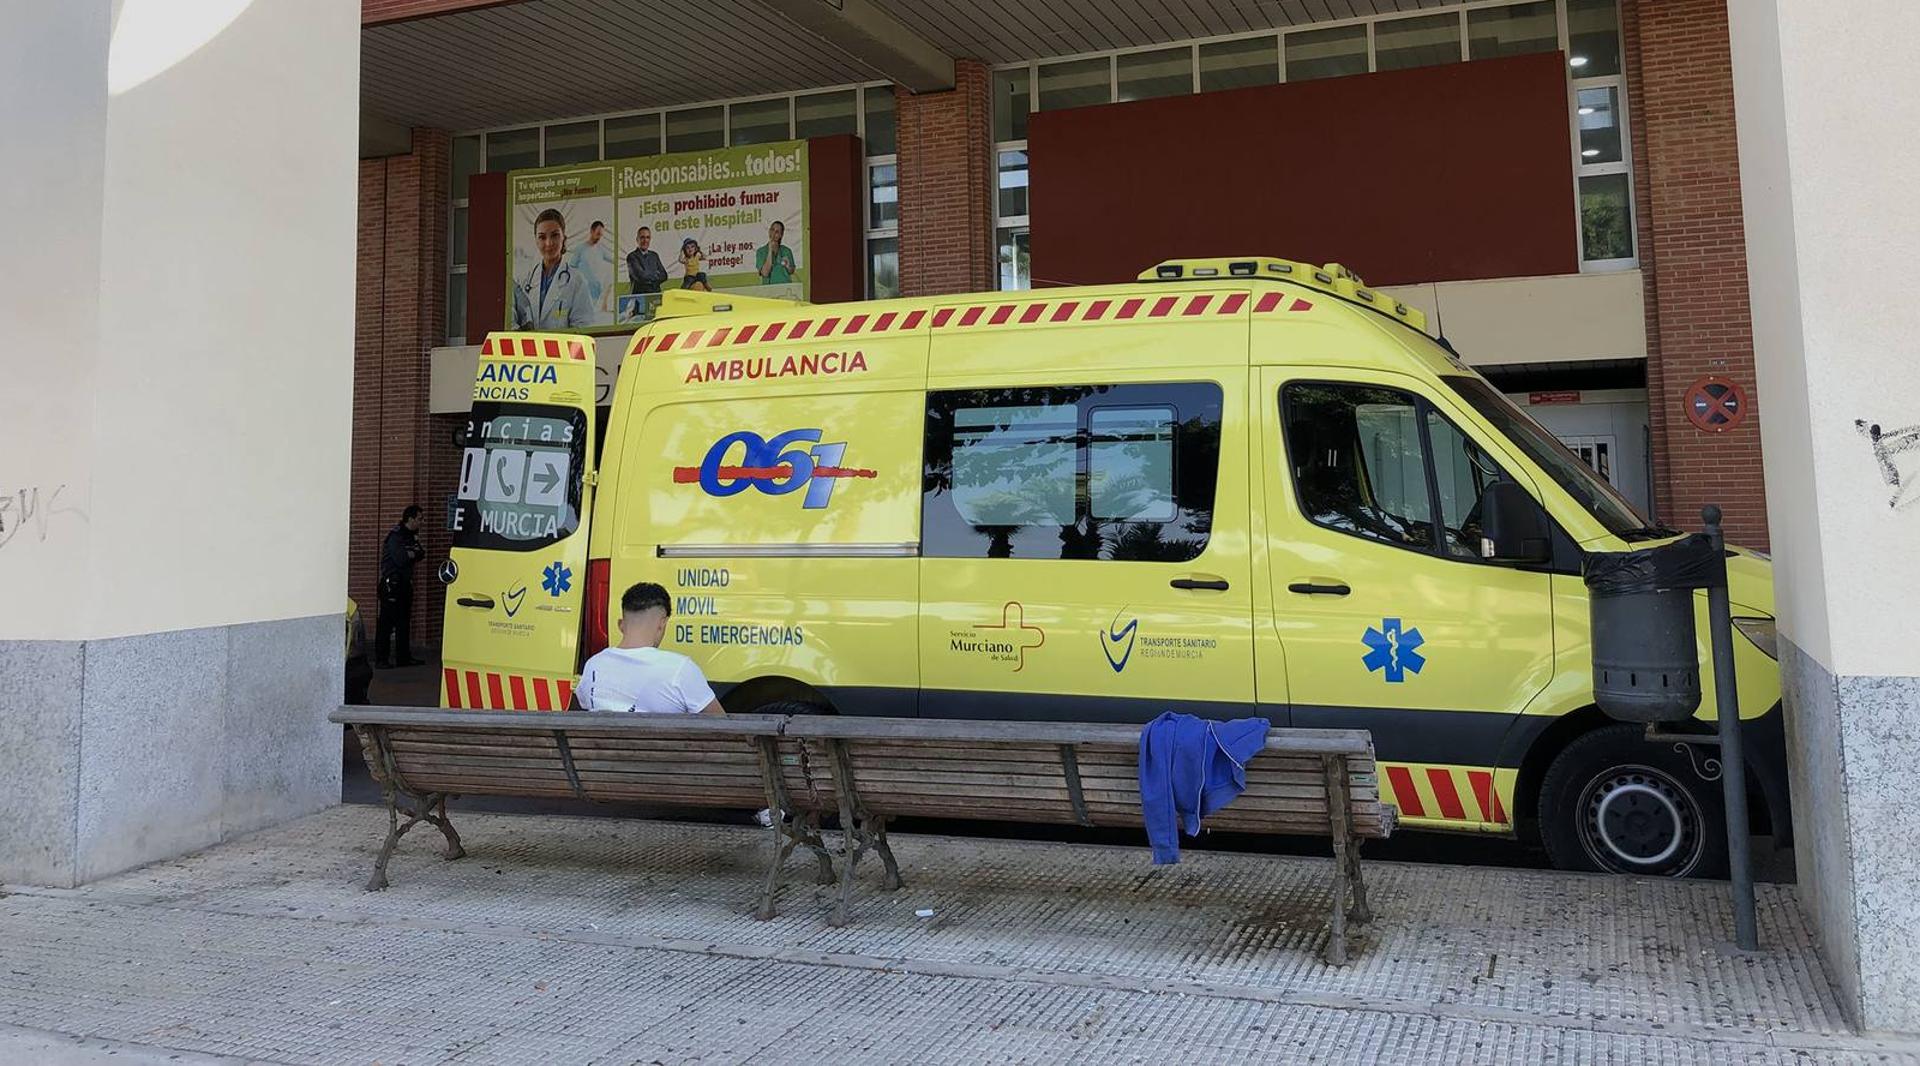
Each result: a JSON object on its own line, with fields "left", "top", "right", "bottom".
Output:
{"left": 1683, "top": 376, "right": 1748, "bottom": 433}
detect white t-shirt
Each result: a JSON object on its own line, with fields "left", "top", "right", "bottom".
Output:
{"left": 574, "top": 646, "right": 718, "bottom": 714}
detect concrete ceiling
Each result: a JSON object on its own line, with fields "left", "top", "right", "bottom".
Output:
{"left": 361, "top": 0, "right": 1462, "bottom": 131}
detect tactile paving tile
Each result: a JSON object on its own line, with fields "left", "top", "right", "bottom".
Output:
{"left": 0, "top": 806, "right": 1911, "bottom": 1065}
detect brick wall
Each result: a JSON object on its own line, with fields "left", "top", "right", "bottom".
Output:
{"left": 351, "top": 128, "right": 451, "bottom": 655}
{"left": 1626, "top": 0, "right": 1768, "bottom": 548}
{"left": 896, "top": 59, "right": 994, "bottom": 297}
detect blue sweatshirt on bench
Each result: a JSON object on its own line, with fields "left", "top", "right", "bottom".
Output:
{"left": 1137, "top": 712, "right": 1271, "bottom": 864}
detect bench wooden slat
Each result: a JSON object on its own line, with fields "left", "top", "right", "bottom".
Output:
{"left": 784, "top": 715, "right": 1375, "bottom": 754}
{"left": 333, "top": 706, "right": 786, "bottom": 735}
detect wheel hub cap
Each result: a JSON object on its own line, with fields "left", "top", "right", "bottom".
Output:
{"left": 1582, "top": 768, "right": 1699, "bottom": 872}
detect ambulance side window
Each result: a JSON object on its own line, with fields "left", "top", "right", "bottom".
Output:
{"left": 1281, "top": 383, "right": 1436, "bottom": 552}
{"left": 1427, "top": 411, "right": 1516, "bottom": 560}
{"left": 922, "top": 382, "right": 1222, "bottom": 562}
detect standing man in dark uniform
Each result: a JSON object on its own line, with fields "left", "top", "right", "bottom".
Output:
{"left": 376, "top": 505, "right": 425, "bottom": 668}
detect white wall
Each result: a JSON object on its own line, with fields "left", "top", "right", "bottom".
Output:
{"left": 1380, "top": 271, "right": 1646, "bottom": 367}
{"left": 0, "top": 3, "right": 111, "bottom": 640}
{"left": 1732, "top": 0, "right": 1920, "bottom": 678}
{"left": 0, "top": 0, "right": 359, "bottom": 641}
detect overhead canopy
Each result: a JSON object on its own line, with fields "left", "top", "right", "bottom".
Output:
{"left": 362, "top": 0, "right": 1461, "bottom": 129}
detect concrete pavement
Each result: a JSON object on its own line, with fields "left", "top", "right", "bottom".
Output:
{"left": 0, "top": 806, "right": 1908, "bottom": 1064}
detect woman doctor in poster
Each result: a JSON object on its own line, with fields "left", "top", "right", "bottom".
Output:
{"left": 513, "top": 208, "right": 594, "bottom": 330}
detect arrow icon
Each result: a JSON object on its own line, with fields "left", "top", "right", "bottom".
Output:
{"left": 525, "top": 452, "right": 566, "bottom": 507}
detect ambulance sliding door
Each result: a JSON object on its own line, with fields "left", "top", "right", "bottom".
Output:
{"left": 916, "top": 294, "right": 1256, "bottom": 722}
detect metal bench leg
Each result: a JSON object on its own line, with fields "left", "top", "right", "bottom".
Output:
{"left": 368, "top": 786, "right": 406, "bottom": 892}
{"left": 756, "top": 818, "right": 801, "bottom": 921}
{"left": 1346, "top": 839, "right": 1373, "bottom": 926}
{"left": 872, "top": 817, "right": 904, "bottom": 892}
{"left": 830, "top": 783, "right": 861, "bottom": 928}
{"left": 424, "top": 794, "right": 465, "bottom": 860}
{"left": 1326, "top": 837, "right": 1351, "bottom": 966}
{"left": 805, "top": 814, "right": 836, "bottom": 886}
{"left": 369, "top": 785, "right": 422, "bottom": 891}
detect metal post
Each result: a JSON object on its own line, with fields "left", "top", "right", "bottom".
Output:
{"left": 1703, "top": 505, "right": 1758, "bottom": 951}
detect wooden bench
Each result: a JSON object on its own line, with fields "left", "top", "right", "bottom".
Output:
{"left": 332, "top": 706, "right": 1396, "bottom": 963}
{"left": 775, "top": 716, "right": 1394, "bottom": 963}
{"left": 332, "top": 708, "right": 837, "bottom": 913}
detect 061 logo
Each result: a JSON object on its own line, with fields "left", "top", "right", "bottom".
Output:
{"left": 673, "top": 429, "right": 875, "bottom": 510}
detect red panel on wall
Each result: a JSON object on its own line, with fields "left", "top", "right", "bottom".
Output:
{"left": 464, "top": 170, "right": 506, "bottom": 342}
{"left": 803, "top": 133, "right": 864, "bottom": 305}
{"left": 1029, "top": 52, "right": 1577, "bottom": 288}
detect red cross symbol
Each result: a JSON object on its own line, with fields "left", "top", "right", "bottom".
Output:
{"left": 978, "top": 601, "right": 1047, "bottom": 672}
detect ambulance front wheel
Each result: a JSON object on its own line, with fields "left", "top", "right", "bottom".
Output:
{"left": 1538, "top": 723, "right": 1728, "bottom": 880}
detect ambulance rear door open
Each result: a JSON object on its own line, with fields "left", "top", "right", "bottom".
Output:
{"left": 439, "top": 333, "right": 598, "bottom": 710}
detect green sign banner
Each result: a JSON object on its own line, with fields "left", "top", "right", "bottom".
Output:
{"left": 506, "top": 141, "right": 810, "bottom": 334}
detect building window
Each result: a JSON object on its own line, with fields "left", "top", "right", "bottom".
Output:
{"left": 795, "top": 89, "right": 858, "bottom": 139}
{"left": 666, "top": 106, "right": 724, "bottom": 152}
{"left": 1567, "top": 0, "right": 1624, "bottom": 76}
{"left": 868, "top": 162, "right": 898, "bottom": 230}
{"left": 1038, "top": 57, "right": 1112, "bottom": 111}
{"left": 1285, "top": 25, "right": 1368, "bottom": 82}
{"left": 1468, "top": 1, "right": 1558, "bottom": 59}
{"left": 447, "top": 134, "right": 481, "bottom": 344}
{"left": 1199, "top": 37, "right": 1279, "bottom": 92}
{"left": 992, "top": 68, "right": 1030, "bottom": 141}
{"left": 1373, "top": 13, "right": 1462, "bottom": 73}
{"left": 1117, "top": 46, "right": 1192, "bottom": 102}
{"left": 729, "top": 97, "right": 791, "bottom": 146}
{"left": 543, "top": 120, "right": 600, "bottom": 165}
{"left": 997, "top": 228, "right": 1031, "bottom": 291}
{"left": 484, "top": 127, "right": 538, "bottom": 172}
{"left": 603, "top": 113, "right": 660, "bottom": 158}
{"left": 863, "top": 86, "right": 898, "bottom": 299}
{"left": 1568, "top": 0, "right": 1634, "bottom": 267}
{"left": 863, "top": 86, "right": 896, "bottom": 155}
{"left": 868, "top": 236, "right": 899, "bottom": 300}
{"left": 995, "top": 148, "right": 1030, "bottom": 291}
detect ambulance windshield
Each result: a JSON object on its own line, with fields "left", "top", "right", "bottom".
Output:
{"left": 1441, "top": 376, "right": 1651, "bottom": 539}
{"left": 452, "top": 402, "right": 588, "bottom": 552}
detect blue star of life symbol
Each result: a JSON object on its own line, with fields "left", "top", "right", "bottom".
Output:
{"left": 541, "top": 561, "right": 572, "bottom": 597}
{"left": 1361, "top": 618, "right": 1426, "bottom": 683}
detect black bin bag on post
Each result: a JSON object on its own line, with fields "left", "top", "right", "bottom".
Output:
{"left": 1582, "top": 534, "right": 1725, "bottom": 723}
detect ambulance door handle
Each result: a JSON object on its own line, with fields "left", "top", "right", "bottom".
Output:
{"left": 457, "top": 595, "right": 496, "bottom": 609}
{"left": 1287, "top": 581, "right": 1351, "bottom": 597}
{"left": 1170, "top": 577, "right": 1230, "bottom": 591}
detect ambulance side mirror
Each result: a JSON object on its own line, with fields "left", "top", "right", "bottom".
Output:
{"left": 1478, "top": 481, "right": 1552, "bottom": 563}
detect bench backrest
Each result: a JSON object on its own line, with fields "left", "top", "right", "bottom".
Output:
{"left": 338, "top": 708, "right": 782, "bottom": 809}
{"left": 778, "top": 717, "right": 1393, "bottom": 840}
{"left": 332, "top": 708, "right": 1393, "bottom": 840}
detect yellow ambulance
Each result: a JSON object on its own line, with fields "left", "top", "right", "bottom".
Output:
{"left": 439, "top": 256, "right": 1787, "bottom": 879}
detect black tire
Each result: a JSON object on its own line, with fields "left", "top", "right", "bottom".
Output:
{"left": 1539, "top": 723, "right": 1728, "bottom": 879}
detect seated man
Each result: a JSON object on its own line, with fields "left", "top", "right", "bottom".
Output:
{"left": 571, "top": 582, "right": 724, "bottom": 715}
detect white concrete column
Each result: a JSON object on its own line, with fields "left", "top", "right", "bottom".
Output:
{"left": 1730, "top": 0, "right": 1920, "bottom": 1035}
{"left": 0, "top": 1, "right": 358, "bottom": 885}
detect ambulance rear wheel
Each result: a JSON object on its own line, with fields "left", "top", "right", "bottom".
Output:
{"left": 1539, "top": 724, "right": 1727, "bottom": 880}
{"left": 749, "top": 698, "right": 832, "bottom": 717}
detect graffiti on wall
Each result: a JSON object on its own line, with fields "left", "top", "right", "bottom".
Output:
{"left": 1857, "top": 420, "right": 1920, "bottom": 511}
{"left": 0, "top": 484, "right": 89, "bottom": 551}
